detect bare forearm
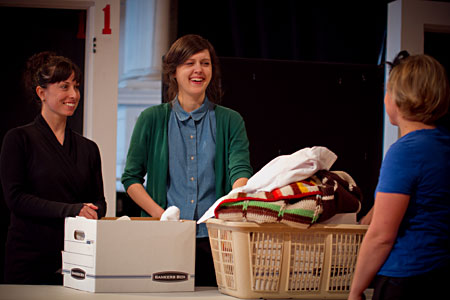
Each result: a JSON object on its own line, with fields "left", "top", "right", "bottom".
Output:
{"left": 349, "top": 232, "right": 395, "bottom": 299}
{"left": 350, "top": 192, "right": 409, "bottom": 300}
{"left": 126, "top": 183, "right": 164, "bottom": 218}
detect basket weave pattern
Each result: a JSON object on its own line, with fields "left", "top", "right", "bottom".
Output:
{"left": 207, "top": 219, "right": 367, "bottom": 299}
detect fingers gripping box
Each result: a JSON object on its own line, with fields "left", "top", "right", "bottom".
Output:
{"left": 62, "top": 217, "right": 196, "bottom": 292}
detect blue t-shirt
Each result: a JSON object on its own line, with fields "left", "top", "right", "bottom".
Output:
{"left": 376, "top": 127, "right": 450, "bottom": 277}
{"left": 167, "top": 97, "right": 216, "bottom": 238}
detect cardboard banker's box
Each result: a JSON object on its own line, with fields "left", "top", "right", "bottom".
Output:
{"left": 62, "top": 217, "right": 196, "bottom": 293}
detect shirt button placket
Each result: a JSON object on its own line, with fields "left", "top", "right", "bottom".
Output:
{"left": 187, "top": 120, "right": 197, "bottom": 210}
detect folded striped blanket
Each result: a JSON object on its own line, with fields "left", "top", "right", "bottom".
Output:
{"left": 215, "top": 170, "right": 362, "bottom": 228}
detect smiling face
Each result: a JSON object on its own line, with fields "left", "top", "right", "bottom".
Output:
{"left": 174, "top": 49, "right": 212, "bottom": 102}
{"left": 37, "top": 72, "right": 80, "bottom": 120}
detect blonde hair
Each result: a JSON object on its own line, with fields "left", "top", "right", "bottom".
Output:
{"left": 387, "top": 54, "right": 450, "bottom": 125}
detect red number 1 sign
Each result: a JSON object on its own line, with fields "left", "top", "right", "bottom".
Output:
{"left": 102, "top": 4, "right": 112, "bottom": 34}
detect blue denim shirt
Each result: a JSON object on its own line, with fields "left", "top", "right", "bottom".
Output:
{"left": 167, "top": 97, "right": 216, "bottom": 237}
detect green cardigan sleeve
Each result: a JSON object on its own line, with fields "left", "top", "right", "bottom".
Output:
{"left": 121, "top": 103, "right": 171, "bottom": 212}
{"left": 214, "top": 105, "right": 253, "bottom": 198}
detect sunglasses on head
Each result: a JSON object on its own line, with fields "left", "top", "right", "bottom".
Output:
{"left": 387, "top": 50, "right": 410, "bottom": 73}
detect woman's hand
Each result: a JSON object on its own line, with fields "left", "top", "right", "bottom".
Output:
{"left": 348, "top": 291, "right": 366, "bottom": 300}
{"left": 78, "top": 203, "right": 99, "bottom": 219}
{"left": 359, "top": 207, "right": 374, "bottom": 225}
{"left": 126, "top": 183, "right": 165, "bottom": 218}
{"left": 232, "top": 177, "right": 248, "bottom": 189}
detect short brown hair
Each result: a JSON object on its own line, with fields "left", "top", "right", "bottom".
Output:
{"left": 387, "top": 54, "right": 450, "bottom": 125}
{"left": 162, "top": 34, "right": 222, "bottom": 103}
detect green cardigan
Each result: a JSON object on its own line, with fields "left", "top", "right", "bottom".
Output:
{"left": 121, "top": 102, "right": 253, "bottom": 216}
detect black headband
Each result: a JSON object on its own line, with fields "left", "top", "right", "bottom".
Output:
{"left": 386, "top": 50, "right": 410, "bottom": 73}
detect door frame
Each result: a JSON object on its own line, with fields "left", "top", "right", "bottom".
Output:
{"left": 385, "top": 0, "right": 450, "bottom": 156}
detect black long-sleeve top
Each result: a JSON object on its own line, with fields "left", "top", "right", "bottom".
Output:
{"left": 0, "top": 115, "right": 106, "bottom": 284}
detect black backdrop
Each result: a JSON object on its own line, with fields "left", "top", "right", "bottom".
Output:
{"left": 174, "top": 0, "right": 390, "bottom": 218}
{"left": 119, "top": 0, "right": 391, "bottom": 217}
{"left": 0, "top": 6, "right": 85, "bottom": 283}
{"left": 176, "top": 0, "right": 389, "bottom": 64}
{"left": 218, "top": 57, "right": 384, "bottom": 219}
{"left": 174, "top": 0, "right": 450, "bottom": 218}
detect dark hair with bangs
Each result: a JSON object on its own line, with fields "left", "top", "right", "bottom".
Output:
{"left": 162, "top": 34, "right": 222, "bottom": 103}
{"left": 24, "top": 51, "right": 82, "bottom": 104}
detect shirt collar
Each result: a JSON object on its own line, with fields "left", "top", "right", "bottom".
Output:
{"left": 171, "top": 96, "right": 214, "bottom": 122}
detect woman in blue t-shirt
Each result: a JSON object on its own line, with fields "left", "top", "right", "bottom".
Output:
{"left": 349, "top": 52, "right": 450, "bottom": 300}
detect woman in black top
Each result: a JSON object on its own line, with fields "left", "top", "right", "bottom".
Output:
{"left": 0, "top": 52, "right": 107, "bottom": 284}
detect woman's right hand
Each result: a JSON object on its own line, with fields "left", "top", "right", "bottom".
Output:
{"left": 153, "top": 206, "right": 165, "bottom": 219}
{"left": 78, "top": 203, "right": 99, "bottom": 219}
{"left": 126, "top": 183, "right": 165, "bottom": 218}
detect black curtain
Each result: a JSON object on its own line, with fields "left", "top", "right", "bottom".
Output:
{"left": 0, "top": 6, "right": 86, "bottom": 283}
{"left": 176, "top": 0, "right": 388, "bottom": 64}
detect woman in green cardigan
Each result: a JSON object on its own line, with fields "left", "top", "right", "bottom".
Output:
{"left": 121, "top": 34, "right": 253, "bottom": 286}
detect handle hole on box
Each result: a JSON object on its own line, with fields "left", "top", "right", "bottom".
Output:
{"left": 74, "top": 230, "right": 85, "bottom": 241}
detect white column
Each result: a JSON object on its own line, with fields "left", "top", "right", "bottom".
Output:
{"left": 152, "top": 0, "right": 171, "bottom": 79}
{"left": 84, "top": 0, "right": 120, "bottom": 217}
{"left": 384, "top": 0, "right": 403, "bottom": 157}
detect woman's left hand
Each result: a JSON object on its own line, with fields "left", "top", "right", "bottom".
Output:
{"left": 348, "top": 291, "right": 366, "bottom": 300}
{"left": 78, "top": 203, "right": 99, "bottom": 219}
